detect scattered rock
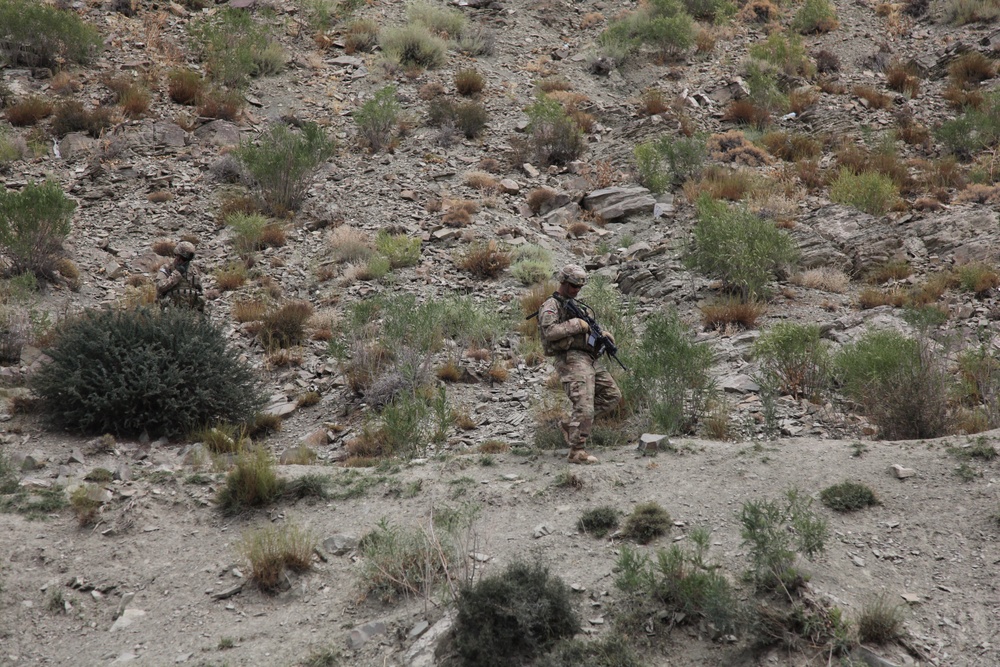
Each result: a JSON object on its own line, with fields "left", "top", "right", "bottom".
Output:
{"left": 891, "top": 464, "right": 916, "bottom": 479}
{"left": 322, "top": 534, "right": 359, "bottom": 556}
{"left": 347, "top": 620, "right": 387, "bottom": 649}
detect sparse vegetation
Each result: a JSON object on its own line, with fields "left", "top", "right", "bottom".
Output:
{"left": 355, "top": 85, "right": 401, "bottom": 152}
{"left": 634, "top": 134, "right": 706, "bottom": 192}
{"left": 239, "top": 521, "right": 316, "bottom": 592}
{"left": 189, "top": 7, "right": 285, "bottom": 88}
{"left": 753, "top": 323, "right": 830, "bottom": 400}
{"left": 577, "top": 506, "right": 619, "bottom": 537}
{"left": 216, "top": 446, "right": 284, "bottom": 515}
{"left": 739, "top": 488, "right": 827, "bottom": 590}
{"left": 621, "top": 501, "right": 672, "bottom": 544}
{"left": 234, "top": 121, "right": 336, "bottom": 216}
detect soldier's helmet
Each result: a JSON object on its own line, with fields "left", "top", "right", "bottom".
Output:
{"left": 174, "top": 241, "right": 196, "bottom": 260}
{"left": 557, "top": 264, "right": 587, "bottom": 287}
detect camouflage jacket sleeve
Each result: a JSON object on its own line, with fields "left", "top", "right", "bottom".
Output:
{"left": 538, "top": 296, "right": 587, "bottom": 343}
{"left": 155, "top": 266, "right": 180, "bottom": 296}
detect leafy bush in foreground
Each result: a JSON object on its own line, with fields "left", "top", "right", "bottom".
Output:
{"left": 0, "top": 181, "right": 75, "bottom": 281}
{"left": 31, "top": 308, "right": 264, "bottom": 437}
{"left": 0, "top": 0, "right": 102, "bottom": 68}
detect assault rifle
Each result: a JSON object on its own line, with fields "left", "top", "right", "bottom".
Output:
{"left": 527, "top": 296, "right": 627, "bottom": 371}
{"left": 564, "top": 298, "right": 628, "bottom": 371}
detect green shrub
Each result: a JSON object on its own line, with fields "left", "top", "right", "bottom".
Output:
{"left": 239, "top": 521, "right": 316, "bottom": 592}
{"left": 622, "top": 501, "right": 672, "bottom": 544}
{"left": 511, "top": 244, "right": 554, "bottom": 285}
{"left": 216, "top": 446, "right": 284, "bottom": 515}
{"left": 752, "top": 323, "right": 830, "bottom": 399}
{"left": 0, "top": 0, "right": 102, "bottom": 68}
{"left": 940, "top": 0, "right": 1000, "bottom": 25}
{"left": 686, "top": 196, "right": 797, "bottom": 302}
{"left": 374, "top": 230, "right": 421, "bottom": 268}
{"left": 0, "top": 180, "right": 75, "bottom": 281}
{"left": 739, "top": 488, "right": 827, "bottom": 590}
{"left": 744, "top": 61, "right": 788, "bottom": 111}
{"left": 407, "top": 1, "right": 466, "bottom": 37}
{"left": 618, "top": 310, "right": 714, "bottom": 434}
{"left": 820, "top": 481, "right": 879, "bottom": 512}
{"left": 189, "top": 7, "right": 285, "bottom": 88}
{"left": 681, "top": 0, "right": 736, "bottom": 21}
{"left": 426, "top": 98, "right": 488, "bottom": 138}
{"left": 452, "top": 560, "right": 579, "bottom": 667}
{"left": 748, "top": 32, "right": 815, "bottom": 78}
{"left": 600, "top": 0, "right": 695, "bottom": 64}
{"left": 634, "top": 134, "right": 706, "bottom": 193}
{"left": 31, "top": 308, "right": 264, "bottom": 437}
{"left": 833, "top": 330, "right": 952, "bottom": 439}
{"left": 537, "top": 636, "right": 646, "bottom": 667}
{"left": 354, "top": 85, "right": 401, "bottom": 152}
{"left": 614, "top": 529, "right": 740, "bottom": 637}
{"left": 936, "top": 92, "right": 1000, "bottom": 160}
{"left": 379, "top": 23, "right": 448, "bottom": 69}
{"left": 577, "top": 506, "right": 620, "bottom": 537}
{"left": 792, "top": 0, "right": 839, "bottom": 33}
{"left": 525, "top": 96, "right": 586, "bottom": 166}
{"left": 226, "top": 212, "right": 269, "bottom": 255}
{"left": 234, "top": 121, "right": 335, "bottom": 216}
{"left": 829, "top": 168, "right": 900, "bottom": 216}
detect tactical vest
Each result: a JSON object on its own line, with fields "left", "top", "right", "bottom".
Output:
{"left": 541, "top": 293, "right": 596, "bottom": 357}
{"left": 163, "top": 270, "right": 204, "bottom": 311}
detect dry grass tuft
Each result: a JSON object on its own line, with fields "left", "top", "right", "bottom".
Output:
{"left": 232, "top": 298, "right": 267, "bottom": 323}
{"left": 455, "top": 68, "right": 485, "bottom": 96}
{"left": 949, "top": 52, "right": 995, "bottom": 89}
{"left": 579, "top": 11, "right": 604, "bottom": 28}
{"left": 722, "top": 99, "right": 771, "bottom": 129}
{"left": 853, "top": 85, "right": 893, "bottom": 109}
{"left": 684, "top": 166, "right": 759, "bottom": 201}
{"left": 639, "top": 88, "right": 670, "bottom": 116}
{"left": 857, "top": 286, "right": 907, "bottom": 309}
{"left": 215, "top": 263, "right": 248, "bottom": 291}
{"left": 707, "top": 130, "right": 773, "bottom": 166}
{"left": 327, "top": 226, "right": 373, "bottom": 264}
{"left": 458, "top": 239, "right": 511, "bottom": 278}
{"left": 885, "top": 61, "right": 921, "bottom": 97}
{"left": 464, "top": 171, "right": 499, "bottom": 191}
{"left": 437, "top": 359, "right": 462, "bottom": 382}
{"left": 701, "top": 299, "right": 767, "bottom": 330}
{"left": 792, "top": 268, "right": 850, "bottom": 293}
{"left": 7, "top": 96, "right": 53, "bottom": 126}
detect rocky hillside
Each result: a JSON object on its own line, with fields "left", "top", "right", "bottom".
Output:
{"left": 2, "top": 0, "right": 1000, "bottom": 665}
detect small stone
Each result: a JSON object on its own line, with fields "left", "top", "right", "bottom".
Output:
{"left": 347, "top": 620, "right": 387, "bottom": 649}
{"left": 901, "top": 593, "right": 921, "bottom": 604}
{"left": 110, "top": 608, "right": 146, "bottom": 632}
{"left": 891, "top": 464, "right": 915, "bottom": 479}
{"left": 322, "top": 534, "right": 359, "bottom": 556}
{"left": 852, "top": 555, "right": 866, "bottom": 567}
{"left": 408, "top": 620, "right": 430, "bottom": 639}
{"left": 533, "top": 524, "right": 552, "bottom": 539}
{"left": 522, "top": 163, "right": 540, "bottom": 178}
{"left": 502, "top": 474, "right": 519, "bottom": 481}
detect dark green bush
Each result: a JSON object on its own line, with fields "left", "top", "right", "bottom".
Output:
{"left": 0, "top": 0, "right": 102, "bottom": 68}
{"left": 0, "top": 181, "right": 75, "bottom": 281}
{"left": 739, "top": 488, "right": 827, "bottom": 591}
{"left": 936, "top": 92, "right": 1000, "bottom": 160}
{"left": 820, "top": 481, "right": 879, "bottom": 512}
{"left": 686, "top": 196, "right": 797, "bottom": 302}
{"left": 634, "top": 134, "right": 706, "bottom": 193}
{"left": 452, "top": 560, "right": 580, "bottom": 667}
{"left": 622, "top": 501, "right": 672, "bottom": 544}
{"left": 577, "top": 506, "right": 620, "bottom": 537}
{"left": 31, "top": 308, "right": 264, "bottom": 437}
{"left": 833, "top": 330, "right": 952, "bottom": 439}
{"left": 235, "top": 121, "right": 335, "bottom": 215}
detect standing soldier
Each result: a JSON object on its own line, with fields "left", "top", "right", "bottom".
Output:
{"left": 538, "top": 264, "right": 622, "bottom": 464}
{"left": 156, "top": 241, "right": 204, "bottom": 312}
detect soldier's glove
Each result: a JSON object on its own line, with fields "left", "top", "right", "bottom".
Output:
{"left": 572, "top": 318, "right": 590, "bottom": 333}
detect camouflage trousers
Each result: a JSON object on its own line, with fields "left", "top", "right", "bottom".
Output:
{"left": 554, "top": 350, "right": 622, "bottom": 449}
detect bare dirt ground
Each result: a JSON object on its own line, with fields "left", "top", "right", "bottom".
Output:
{"left": 2, "top": 426, "right": 999, "bottom": 666}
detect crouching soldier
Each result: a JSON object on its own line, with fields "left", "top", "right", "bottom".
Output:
{"left": 156, "top": 241, "right": 204, "bottom": 312}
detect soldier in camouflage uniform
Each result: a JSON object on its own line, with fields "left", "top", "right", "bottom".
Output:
{"left": 156, "top": 241, "right": 205, "bottom": 312}
{"left": 538, "top": 264, "right": 622, "bottom": 464}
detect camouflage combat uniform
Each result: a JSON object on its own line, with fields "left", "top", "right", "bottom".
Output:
{"left": 156, "top": 242, "right": 205, "bottom": 311}
{"left": 156, "top": 263, "right": 204, "bottom": 311}
{"left": 538, "top": 291, "right": 622, "bottom": 457}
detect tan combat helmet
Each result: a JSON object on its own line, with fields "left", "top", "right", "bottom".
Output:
{"left": 174, "top": 241, "right": 196, "bottom": 260}
{"left": 557, "top": 263, "right": 587, "bottom": 287}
